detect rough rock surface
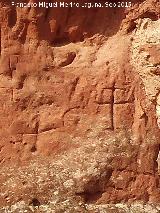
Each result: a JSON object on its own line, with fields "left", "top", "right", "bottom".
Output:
{"left": 0, "top": 0, "right": 160, "bottom": 212}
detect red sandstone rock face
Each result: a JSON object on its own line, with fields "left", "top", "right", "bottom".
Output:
{"left": 0, "top": 0, "right": 160, "bottom": 211}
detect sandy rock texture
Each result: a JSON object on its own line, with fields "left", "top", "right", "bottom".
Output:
{"left": 0, "top": 0, "right": 160, "bottom": 212}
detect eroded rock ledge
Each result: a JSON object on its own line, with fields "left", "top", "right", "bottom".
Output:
{"left": 0, "top": 0, "right": 160, "bottom": 212}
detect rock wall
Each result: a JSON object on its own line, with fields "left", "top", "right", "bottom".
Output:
{"left": 0, "top": 0, "right": 160, "bottom": 211}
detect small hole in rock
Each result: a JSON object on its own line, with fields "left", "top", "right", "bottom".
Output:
{"left": 127, "top": 21, "right": 136, "bottom": 33}
{"left": 30, "top": 198, "right": 41, "bottom": 207}
{"left": 10, "top": 141, "right": 15, "bottom": 144}
{"left": 30, "top": 145, "right": 37, "bottom": 152}
{"left": 47, "top": 76, "right": 50, "bottom": 80}
{"left": 139, "top": 11, "right": 158, "bottom": 21}
{"left": 59, "top": 52, "right": 76, "bottom": 67}
{"left": 22, "top": 181, "right": 27, "bottom": 185}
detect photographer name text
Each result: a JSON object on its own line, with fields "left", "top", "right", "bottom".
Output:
{"left": 12, "top": 1, "right": 133, "bottom": 8}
